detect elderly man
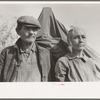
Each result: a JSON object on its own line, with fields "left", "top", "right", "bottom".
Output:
{"left": 0, "top": 16, "right": 51, "bottom": 82}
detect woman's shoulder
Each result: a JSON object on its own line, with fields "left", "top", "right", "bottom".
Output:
{"left": 57, "top": 54, "right": 69, "bottom": 63}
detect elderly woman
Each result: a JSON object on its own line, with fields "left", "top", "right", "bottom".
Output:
{"left": 55, "top": 26, "right": 100, "bottom": 82}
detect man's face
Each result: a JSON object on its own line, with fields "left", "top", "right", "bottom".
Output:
{"left": 18, "top": 25, "right": 38, "bottom": 43}
{"left": 70, "top": 29, "right": 87, "bottom": 51}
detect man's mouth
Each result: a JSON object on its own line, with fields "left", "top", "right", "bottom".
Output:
{"left": 28, "top": 35, "right": 36, "bottom": 38}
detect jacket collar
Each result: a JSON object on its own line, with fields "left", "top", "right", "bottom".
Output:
{"left": 67, "top": 52, "right": 88, "bottom": 62}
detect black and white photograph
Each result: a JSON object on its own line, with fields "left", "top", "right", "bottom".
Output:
{"left": 0, "top": 1, "right": 100, "bottom": 98}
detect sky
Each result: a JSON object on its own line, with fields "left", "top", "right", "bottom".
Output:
{"left": 0, "top": 2, "right": 100, "bottom": 54}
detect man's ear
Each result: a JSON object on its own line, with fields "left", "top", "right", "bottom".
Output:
{"left": 16, "top": 28, "right": 20, "bottom": 35}
{"left": 16, "top": 28, "right": 18, "bottom": 32}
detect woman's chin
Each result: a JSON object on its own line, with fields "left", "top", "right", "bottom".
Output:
{"left": 77, "top": 47, "right": 85, "bottom": 50}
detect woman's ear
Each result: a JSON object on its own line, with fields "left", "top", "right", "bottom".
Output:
{"left": 67, "top": 38, "right": 73, "bottom": 53}
{"left": 68, "top": 38, "right": 72, "bottom": 46}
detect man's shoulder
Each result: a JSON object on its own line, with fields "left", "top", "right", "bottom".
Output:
{"left": 1, "top": 45, "right": 16, "bottom": 54}
{"left": 36, "top": 43, "right": 49, "bottom": 52}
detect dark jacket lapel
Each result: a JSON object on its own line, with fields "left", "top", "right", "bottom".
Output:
{"left": 36, "top": 44, "right": 50, "bottom": 81}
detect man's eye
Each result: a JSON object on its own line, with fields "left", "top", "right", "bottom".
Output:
{"left": 73, "top": 36, "right": 78, "bottom": 39}
{"left": 32, "top": 28, "right": 38, "bottom": 32}
{"left": 24, "top": 27, "right": 29, "bottom": 30}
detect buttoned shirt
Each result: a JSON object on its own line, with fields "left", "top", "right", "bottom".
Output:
{"left": 13, "top": 43, "right": 41, "bottom": 82}
{"left": 55, "top": 53, "right": 100, "bottom": 82}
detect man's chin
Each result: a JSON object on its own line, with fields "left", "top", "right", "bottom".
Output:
{"left": 25, "top": 39, "right": 35, "bottom": 43}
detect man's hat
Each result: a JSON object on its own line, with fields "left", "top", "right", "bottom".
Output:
{"left": 17, "top": 16, "right": 41, "bottom": 29}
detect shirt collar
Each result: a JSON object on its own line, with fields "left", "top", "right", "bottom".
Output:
{"left": 67, "top": 52, "right": 88, "bottom": 62}
{"left": 20, "top": 43, "right": 37, "bottom": 54}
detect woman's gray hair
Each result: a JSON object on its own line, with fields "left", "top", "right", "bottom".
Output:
{"left": 67, "top": 26, "right": 85, "bottom": 45}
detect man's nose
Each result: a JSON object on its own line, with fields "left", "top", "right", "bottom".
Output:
{"left": 29, "top": 29, "right": 35, "bottom": 35}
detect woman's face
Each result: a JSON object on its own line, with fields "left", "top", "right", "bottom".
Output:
{"left": 70, "top": 29, "right": 87, "bottom": 51}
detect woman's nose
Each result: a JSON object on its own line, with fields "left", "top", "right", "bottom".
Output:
{"left": 79, "top": 37, "right": 83, "bottom": 42}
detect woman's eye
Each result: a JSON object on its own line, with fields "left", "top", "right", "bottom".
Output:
{"left": 82, "top": 35, "right": 86, "bottom": 39}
